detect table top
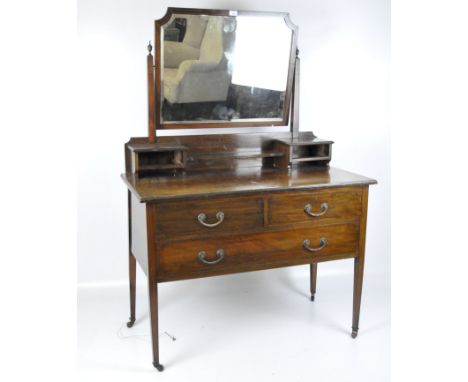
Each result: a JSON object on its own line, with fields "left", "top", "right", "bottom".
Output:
{"left": 122, "top": 167, "right": 377, "bottom": 202}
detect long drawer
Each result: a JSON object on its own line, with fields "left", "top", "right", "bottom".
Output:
{"left": 153, "top": 194, "right": 264, "bottom": 238}
{"left": 268, "top": 186, "right": 362, "bottom": 226}
{"left": 157, "top": 223, "right": 359, "bottom": 282}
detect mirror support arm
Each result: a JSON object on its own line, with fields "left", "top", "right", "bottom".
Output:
{"left": 290, "top": 48, "right": 300, "bottom": 138}
{"left": 147, "top": 42, "right": 156, "bottom": 143}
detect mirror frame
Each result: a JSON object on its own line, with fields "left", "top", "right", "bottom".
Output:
{"left": 154, "top": 7, "right": 298, "bottom": 130}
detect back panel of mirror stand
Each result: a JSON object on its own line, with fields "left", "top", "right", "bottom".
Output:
{"left": 125, "top": 132, "right": 333, "bottom": 177}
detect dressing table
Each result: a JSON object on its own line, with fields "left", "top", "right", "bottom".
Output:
{"left": 121, "top": 8, "right": 376, "bottom": 371}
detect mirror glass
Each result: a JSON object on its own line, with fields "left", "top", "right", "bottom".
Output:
{"left": 159, "top": 11, "right": 295, "bottom": 125}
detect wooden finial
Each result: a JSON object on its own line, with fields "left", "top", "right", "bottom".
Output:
{"left": 147, "top": 41, "right": 153, "bottom": 54}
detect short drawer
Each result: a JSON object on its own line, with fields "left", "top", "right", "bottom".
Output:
{"left": 268, "top": 186, "right": 362, "bottom": 226}
{"left": 153, "top": 195, "right": 264, "bottom": 238}
{"left": 158, "top": 223, "right": 359, "bottom": 281}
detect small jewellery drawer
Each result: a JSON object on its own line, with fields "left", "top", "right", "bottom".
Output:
{"left": 158, "top": 224, "right": 359, "bottom": 281}
{"left": 153, "top": 195, "right": 264, "bottom": 238}
{"left": 268, "top": 186, "right": 362, "bottom": 226}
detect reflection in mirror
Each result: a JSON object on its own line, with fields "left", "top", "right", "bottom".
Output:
{"left": 160, "top": 12, "right": 294, "bottom": 124}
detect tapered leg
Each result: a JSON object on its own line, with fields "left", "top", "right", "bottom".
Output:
{"left": 310, "top": 263, "right": 317, "bottom": 301}
{"left": 126, "top": 190, "right": 136, "bottom": 328}
{"left": 351, "top": 257, "right": 365, "bottom": 338}
{"left": 351, "top": 185, "right": 369, "bottom": 338}
{"left": 126, "top": 253, "right": 136, "bottom": 328}
{"left": 148, "top": 281, "right": 164, "bottom": 371}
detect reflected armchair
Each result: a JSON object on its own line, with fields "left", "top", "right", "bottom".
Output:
{"left": 163, "top": 16, "right": 230, "bottom": 104}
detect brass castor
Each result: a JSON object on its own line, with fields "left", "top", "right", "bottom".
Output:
{"left": 126, "top": 318, "right": 135, "bottom": 328}
{"left": 153, "top": 362, "right": 164, "bottom": 372}
{"left": 351, "top": 329, "right": 358, "bottom": 339}
{"left": 310, "top": 294, "right": 315, "bottom": 301}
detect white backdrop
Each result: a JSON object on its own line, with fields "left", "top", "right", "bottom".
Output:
{"left": 77, "top": 0, "right": 389, "bottom": 288}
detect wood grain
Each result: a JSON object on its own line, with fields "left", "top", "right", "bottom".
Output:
{"left": 157, "top": 223, "right": 359, "bottom": 282}
{"left": 147, "top": 50, "right": 155, "bottom": 143}
{"left": 127, "top": 190, "right": 136, "bottom": 327}
{"left": 123, "top": 165, "right": 375, "bottom": 202}
{"left": 310, "top": 263, "right": 317, "bottom": 301}
{"left": 130, "top": 193, "right": 148, "bottom": 274}
{"left": 290, "top": 48, "right": 300, "bottom": 137}
{"left": 122, "top": 7, "right": 379, "bottom": 370}
{"left": 153, "top": 194, "right": 264, "bottom": 239}
{"left": 268, "top": 186, "right": 362, "bottom": 226}
{"left": 352, "top": 185, "right": 369, "bottom": 337}
{"left": 145, "top": 203, "right": 161, "bottom": 367}
{"left": 125, "top": 133, "right": 333, "bottom": 173}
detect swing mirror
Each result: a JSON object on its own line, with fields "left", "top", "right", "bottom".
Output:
{"left": 155, "top": 8, "right": 298, "bottom": 129}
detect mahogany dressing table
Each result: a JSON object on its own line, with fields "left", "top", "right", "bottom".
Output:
{"left": 121, "top": 8, "right": 376, "bottom": 371}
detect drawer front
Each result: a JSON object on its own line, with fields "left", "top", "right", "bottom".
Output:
{"left": 158, "top": 224, "right": 359, "bottom": 281}
{"left": 269, "top": 186, "right": 362, "bottom": 226}
{"left": 153, "top": 195, "right": 264, "bottom": 238}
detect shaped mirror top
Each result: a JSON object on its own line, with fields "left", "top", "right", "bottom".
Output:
{"left": 156, "top": 8, "right": 297, "bottom": 129}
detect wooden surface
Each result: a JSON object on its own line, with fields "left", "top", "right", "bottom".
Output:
{"left": 130, "top": 193, "right": 148, "bottom": 274}
{"left": 310, "top": 263, "right": 318, "bottom": 300}
{"left": 148, "top": 183, "right": 366, "bottom": 283}
{"left": 145, "top": 201, "right": 163, "bottom": 369}
{"left": 122, "top": 166, "right": 376, "bottom": 202}
{"left": 352, "top": 185, "right": 369, "bottom": 337}
{"left": 150, "top": 186, "right": 362, "bottom": 243}
{"left": 125, "top": 161, "right": 375, "bottom": 368}
{"left": 290, "top": 49, "right": 300, "bottom": 137}
{"left": 268, "top": 186, "right": 362, "bottom": 226}
{"left": 147, "top": 48, "right": 155, "bottom": 143}
{"left": 127, "top": 190, "right": 136, "bottom": 327}
{"left": 153, "top": 194, "right": 264, "bottom": 238}
{"left": 124, "top": 9, "right": 378, "bottom": 369}
{"left": 125, "top": 133, "right": 333, "bottom": 174}
{"left": 158, "top": 223, "right": 358, "bottom": 282}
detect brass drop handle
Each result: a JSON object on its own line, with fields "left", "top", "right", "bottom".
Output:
{"left": 304, "top": 202, "right": 328, "bottom": 217}
{"left": 303, "top": 238, "right": 328, "bottom": 252}
{"left": 198, "top": 249, "right": 225, "bottom": 265}
{"left": 197, "top": 212, "right": 225, "bottom": 227}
